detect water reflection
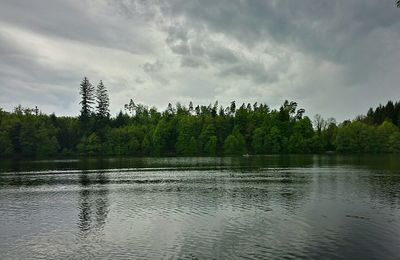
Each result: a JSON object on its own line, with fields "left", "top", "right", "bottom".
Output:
{"left": 78, "top": 189, "right": 91, "bottom": 233}
{"left": 0, "top": 156, "right": 400, "bottom": 259}
{"left": 1, "top": 154, "right": 399, "bottom": 172}
{"left": 78, "top": 170, "right": 110, "bottom": 234}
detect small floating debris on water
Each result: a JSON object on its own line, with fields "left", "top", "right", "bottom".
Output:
{"left": 346, "top": 214, "right": 370, "bottom": 220}
{"left": 242, "top": 154, "right": 250, "bottom": 157}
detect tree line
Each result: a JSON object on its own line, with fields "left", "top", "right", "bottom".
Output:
{"left": 0, "top": 77, "right": 400, "bottom": 158}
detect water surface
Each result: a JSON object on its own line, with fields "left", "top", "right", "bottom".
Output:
{"left": 1, "top": 155, "right": 400, "bottom": 259}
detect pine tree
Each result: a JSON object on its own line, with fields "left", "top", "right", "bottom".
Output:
{"left": 188, "top": 101, "right": 194, "bottom": 115}
{"left": 230, "top": 101, "right": 236, "bottom": 115}
{"left": 79, "top": 77, "right": 95, "bottom": 120}
{"left": 124, "top": 99, "right": 136, "bottom": 116}
{"left": 96, "top": 80, "right": 110, "bottom": 119}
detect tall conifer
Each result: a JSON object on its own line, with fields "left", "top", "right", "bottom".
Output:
{"left": 79, "top": 77, "right": 95, "bottom": 120}
{"left": 96, "top": 80, "right": 110, "bottom": 119}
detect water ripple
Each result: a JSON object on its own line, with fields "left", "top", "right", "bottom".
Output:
{"left": 1, "top": 159, "right": 400, "bottom": 259}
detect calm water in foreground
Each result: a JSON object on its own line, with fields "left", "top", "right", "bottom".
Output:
{"left": 1, "top": 155, "right": 400, "bottom": 259}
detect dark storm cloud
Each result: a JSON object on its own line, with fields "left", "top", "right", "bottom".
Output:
{"left": 164, "top": 0, "right": 400, "bottom": 58}
{"left": 0, "top": 0, "right": 399, "bottom": 120}
{"left": 162, "top": 0, "right": 400, "bottom": 75}
{"left": 159, "top": 0, "right": 400, "bottom": 118}
{"left": 219, "top": 62, "right": 277, "bottom": 84}
{"left": 166, "top": 26, "right": 191, "bottom": 55}
{"left": 0, "top": 0, "right": 155, "bottom": 54}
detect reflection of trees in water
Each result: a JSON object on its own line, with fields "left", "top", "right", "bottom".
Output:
{"left": 78, "top": 189, "right": 92, "bottom": 232}
{"left": 78, "top": 170, "right": 110, "bottom": 234}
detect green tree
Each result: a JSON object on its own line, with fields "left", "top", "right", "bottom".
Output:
{"left": 36, "top": 126, "right": 60, "bottom": 157}
{"left": 104, "top": 126, "right": 143, "bottom": 155}
{"left": 335, "top": 122, "right": 376, "bottom": 153}
{"left": 0, "top": 130, "right": 13, "bottom": 157}
{"left": 306, "top": 135, "right": 324, "bottom": 153}
{"left": 288, "top": 133, "right": 306, "bottom": 153}
{"left": 377, "top": 121, "right": 398, "bottom": 152}
{"left": 96, "top": 80, "right": 110, "bottom": 119}
{"left": 6, "top": 82, "right": 400, "bottom": 159}
{"left": 187, "top": 137, "right": 198, "bottom": 156}
{"left": 77, "top": 133, "right": 101, "bottom": 156}
{"left": 294, "top": 117, "right": 314, "bottom": 139}
{"left": 224, "top": 127, "right": 246, "bottom": 155}
{"left": 264, "top": 126, "right": 281, "bottom": 154}
{"left": 335, "top": 125, "right": 354, "bottom": 153}
{"left": 200, "top": 123, "right": 216, "bottom": 154}
{"left": 204, "top": 136, "right": 217, "bottom": 156}
{"left": 388, "top": 132, "right": 400, "bottom": 152}
{"left": 176, "top": 116, "right": 198, "bottom": 156}
{"left": 252, "top": 128, "right": 266, "bottom": 154}
{"left": 141, "top": 133, "right": 153, "bottom": 155}
{"left": 79, "top": 77, "right": 95, "bottom": 120}
{"left": 152, "top": 119, "right": 170, "bottom": 156}
{"left": 321, "top": 118, "right": 337, "bottom": 151}
{"left": 19, "top": 121, "right": 37, "bottom": 157}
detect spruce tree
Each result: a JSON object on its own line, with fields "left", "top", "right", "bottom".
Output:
{"left": 96, "top": 80, "right": 110, "bottom": 119}
{"left": 79, "top": 77, "right": 95, "bottom": 120}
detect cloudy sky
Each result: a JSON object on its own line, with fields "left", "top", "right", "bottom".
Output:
{"left": 0, "top": 0, "right": 399, "bottom": 121}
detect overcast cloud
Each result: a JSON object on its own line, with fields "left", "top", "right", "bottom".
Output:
{"left": 0, "top": 0, "right": 399, "bottom": 121}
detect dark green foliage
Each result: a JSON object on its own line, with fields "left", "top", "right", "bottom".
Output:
{"left": 224, "top": 127, "right": 246, "bottom": 155}
{"left": 377, "top": 121, "right": 398, "bottom": 152}
{"left": 363, "top": 100, "right": 400, "bottom": 126}
{"left": 79, "top": 77, "right": 95, "bottom": 120}
{"left": 252, "top": 128, "right": 266, "bottom": 154}
{"left": 1, "top": 79, "right": 400, "bottom": 158}
{"left": 1, "top": 99, "right": 399, "bottom": 157}
{"left": 77, "top": 133, "right": 101, "bottom": 156}
{"left": 288, "top": 133, "right": 306, "bottom": 153}
{"left": 200, "top": 123, "right": 216, "bottom": 154}
{"left": 188, "top": 137, "right": 198, "bottom": 156}
{"left": 35, "top": 125, "right": 60, "bottom": 157}
{"left": 204, "top": 136, "right": 217, "bottom": 156}
{"left": 388, "top": 132, "right": 400, "bottom": 152}
{"left": 141, "top": 132, "right": 153, "bottom": 155}
{"left": 104, "top": 126, "right": 142, "bottom": 156}
{"left": 79, "top": 77, "right": 96, "bottom": 135}
{"left": 0, "top": 130, "right": 13, "bottom": 156}
{"left": 96, "top": 80, "right": 110, "bottom": 119}
{"left": 334, "top": 121, "right": 400, "bottom": 153}
{"left": 0, "top": 110, "right": 60, "bottom": 158}
{"left": 265, "top": 127, "right": 282, "bottom": 154}
{"left": 19, "top": 121, "right": 36, "bottom": 157}
{"left": 152, "top": 119, "right": 170, "bottom": 156}
{"left": 176, "top": 116, "right": 199, "bottom": 156}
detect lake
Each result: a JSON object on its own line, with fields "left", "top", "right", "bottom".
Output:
{"left": 1, "top": 155, "right": 400, "bottom": 259}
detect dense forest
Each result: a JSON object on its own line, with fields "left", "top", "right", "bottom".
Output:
{"left": 0, "top": 77, "right": 400, "bottom": 158}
